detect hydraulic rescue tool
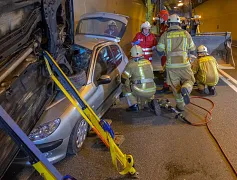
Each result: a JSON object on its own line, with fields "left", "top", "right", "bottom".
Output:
{"left": 43, "top": 51, "right": 138, "bottom": 178}
{"left": 156, "top": 99, "right": 192, "bottom": 125}
{"left": 0, "top": 106, "right": 77, "bottom": 180}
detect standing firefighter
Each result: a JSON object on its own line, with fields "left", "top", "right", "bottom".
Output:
{"left": 156, "top": 14, "right": 196, "bottom": 111}
{"left": 132, "top": 21, "right": 157, "bottom": 62}
{"left": 122, "top": 45, "right": 156, "bottom": 112}
{"left": 192, "top": 45, "right": 219, "bottom": 95}
{"left": 158, "top": 10, "right": 169, "bottom": 37}
{"left": 158, "top": 9, "right": 170, "bottom": 92}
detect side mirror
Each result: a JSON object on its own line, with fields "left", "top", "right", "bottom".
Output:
{"left": 97, "top": 75, "right": 111, "bottom": 85}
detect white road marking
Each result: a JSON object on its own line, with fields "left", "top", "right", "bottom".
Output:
{"left": 218, "top": 69, "right": 237, "bottom": 85}
{"left": 219, "top": 74, "right": 237, "bottom": 93}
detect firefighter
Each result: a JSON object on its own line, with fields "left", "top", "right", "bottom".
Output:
{"left": 121, "top": 45, "right": 156, "bottom": 112}
{"left": 192, "top": 45, "right": 219, "bottom": 95}
{"left": 104, "top": 20, "right": 119, "bottom": 36}
{"left": 132, "top": 21, "right": 157, "bottom": 62}
{"left": 156, "top": 14, "right": 196, "bottom": 111}
{"left": 158, "top": 10, "right": 169, "bottom": 37}
{"left": 158, "top": 10, "right": 170, "bottom": 92}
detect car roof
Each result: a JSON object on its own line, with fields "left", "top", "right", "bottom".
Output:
{"left": 75, "top": 35, "right": 112, "bottom": 50}
{"left": 79, "top": 12, "right": 129, "bottom": 25}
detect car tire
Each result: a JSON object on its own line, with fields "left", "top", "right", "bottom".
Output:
{"left": 67, "top": 119, "right": 88, "bottom": 155}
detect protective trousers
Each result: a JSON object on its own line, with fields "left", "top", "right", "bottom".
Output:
{"left": 122, "top": 82, "right": 156, "bottom": 107}
{"left": 196, "top": 79, "right": 215, "bottom": 92}
{"left": 197, "top": 80, "right": 206, "bottom": 91}
{"left": 166, "top": 67, "right": 195, "bottom": 110}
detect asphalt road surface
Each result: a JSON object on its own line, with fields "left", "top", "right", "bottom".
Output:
{"left": 5, "top": 47, "right": 237, "bottom": 180}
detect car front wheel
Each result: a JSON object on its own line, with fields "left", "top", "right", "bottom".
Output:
{"left": 67, "top": 119, "right": 88, "bottom": 155}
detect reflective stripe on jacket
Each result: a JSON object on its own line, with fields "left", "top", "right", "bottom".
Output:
{"left": 157, "top": 25, "right": 196, "bottom": 68}
{"left": 192, "top": 55, "right": 219, "bottom": 86}
{"left": 122, "top": 58, "right": 155, "bottom": 94}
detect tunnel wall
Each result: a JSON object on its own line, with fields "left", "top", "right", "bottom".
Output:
{"left": 73, "top": 0, "right": 146, "bottom": 54}
{"left": 194, "top": 0, "right": 237, "bottom": 41}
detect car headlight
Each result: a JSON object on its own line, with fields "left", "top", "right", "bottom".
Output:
{"left": 29, "top": 119, "right": 61, "bottom": 141}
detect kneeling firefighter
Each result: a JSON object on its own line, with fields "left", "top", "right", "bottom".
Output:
{"left": 192, "top": 45, "right": 219, "bottom": 95}
{"left": 122, "top": 45, "right": 157, "bottom": 112}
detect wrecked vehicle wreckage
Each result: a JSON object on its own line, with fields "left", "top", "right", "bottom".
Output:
{"left": 0, "top": 0, "right": 77, "bottom": 178}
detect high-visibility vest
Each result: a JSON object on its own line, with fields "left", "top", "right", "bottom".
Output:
{"left": 157, "top": 26, "right": 196, "bottom": 68}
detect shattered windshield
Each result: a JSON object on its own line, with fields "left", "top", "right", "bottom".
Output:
{"left": 72, "top": 45, "right": 92, "bottom": 74}
{"left": 76, "top": 18, "right": 125, "bottom": 39}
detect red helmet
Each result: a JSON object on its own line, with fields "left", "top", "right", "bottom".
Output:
{"left": 159, "top": 10, "right": 169, "bottom": 21}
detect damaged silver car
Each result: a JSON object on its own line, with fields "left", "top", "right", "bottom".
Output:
{"left": 12, "top": 8, "right": 129, "bottom": 166}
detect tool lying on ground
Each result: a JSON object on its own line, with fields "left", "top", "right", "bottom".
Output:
{"left": 43, "top": 51, "right": 138, "bottom": 178}
{"left": 0, "top": 106, "right": 77, "bottom": 180}
{"left": 156, "top": 96, "right": 215, "bottom": 126}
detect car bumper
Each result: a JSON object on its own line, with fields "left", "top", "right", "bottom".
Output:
{"left": 13, "top": 136, "right": 70, "bottom": 166}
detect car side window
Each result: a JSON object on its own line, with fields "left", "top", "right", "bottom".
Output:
{"left": 94, "top": 55, "right": 107, "bottom": 81}
{"left": 99, "top": 46, "right": 116, "bottom": 73}
{"left": 110, "top": 45, "right": 122, "bottom": 66}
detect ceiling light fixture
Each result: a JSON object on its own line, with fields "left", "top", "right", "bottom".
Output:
{"left": 178, "top": 2, "right": 184, "bottom": 6}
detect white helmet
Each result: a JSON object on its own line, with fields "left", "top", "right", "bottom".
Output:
{"left": 168, "top": 14, "right": 181, "bottom": 23}
{"left": 108, "top": 20, "right": 117, "bottom": 27}
{"left": 197, "top": 45, "right": 208, "bottom": 53}
{"left": 141, "top": 21, "right": 151, "bottom": 30}
{"left": 131, "top": 45, "right": 143, "bottom": 57}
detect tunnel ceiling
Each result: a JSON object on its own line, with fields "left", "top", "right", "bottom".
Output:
{"left": 192, "top": 0, "right": 209, "bottom": 8}
{"left": 148, "top": 0, "right": 209, "bottom": 9}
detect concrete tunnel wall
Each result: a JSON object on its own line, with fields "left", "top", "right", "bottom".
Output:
{"left": 73, "top": 0, "right": 146, "bottom": 55}
{"left": 194, "top": 0, "right": 237, "bottom": 41}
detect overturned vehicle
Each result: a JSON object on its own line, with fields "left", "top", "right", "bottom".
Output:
{"left": 0, "top": 0, "right": 130, "bottom": 177}
{"left": 0, "top": 0, "right": 76, "bottom": 177}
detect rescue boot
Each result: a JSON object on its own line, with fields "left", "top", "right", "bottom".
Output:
{"left": 208, "top": 86, "right": 216, "bottom": 96}
{"left": 126, "top": 104, "right": 139, "bottom": 112}
{"left": 181, "top": 87, "right": 190, "bottom": 105}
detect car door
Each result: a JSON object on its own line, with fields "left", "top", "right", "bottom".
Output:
{"left": 92, "top": 44, "right": 120, "bottom": 116}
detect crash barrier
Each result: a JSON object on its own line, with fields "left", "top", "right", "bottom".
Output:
{"left": 0, "top": 106, "right": 66, "bottom": 180}
{"left": 43, "top": 51, "right": 138, "bottom": 178}
{"left": 192, "top": 32, "right": 235, "bottom": 68}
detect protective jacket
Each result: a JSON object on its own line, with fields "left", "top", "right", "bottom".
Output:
{"left": 158, "top": 23, "right": 169, "bottom": 67}
{"left": 158, "top": 23, "right": 168, "bottom": 37}
{"left": 157, "top": 25, "right": 196, "bottom": 68}
{"left": 122, "top": 58, "right": 156, "bottom": 103}
{"left": 192, "top": 55, "right": 219, "bottom": 86}
{"left": 132, "top": 32, "right": 157, "bottom": 61}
